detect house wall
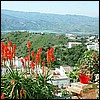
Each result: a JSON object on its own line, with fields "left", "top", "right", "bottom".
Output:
{"left": 48, "top": 78, "right": 70, "bottom": 88}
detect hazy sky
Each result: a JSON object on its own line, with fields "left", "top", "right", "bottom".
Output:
{"left": 1, "top": 1, "right": 99, "bottom": 17}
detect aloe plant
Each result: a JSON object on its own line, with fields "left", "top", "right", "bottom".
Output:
{"left": 1, "top": 68, "right": 56, "bottom": 99}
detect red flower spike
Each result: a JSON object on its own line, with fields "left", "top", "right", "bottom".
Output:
{"left": 27, "top": 42, "right": 31, "bottom": 48}
{"left": 42, "top": 61, "right": 45, "bottom": 66}
{"left": 3, "top": 51, "right": 7, "bottom": 57}
{"left": 4, "top": 44, "right": 9, "bottom": 52}
{"left": 6, "top": 50, "right": 12, "bottom": 58}
{"left": 6, "top": 49, "right": 11, "bottom": 55}
{"left": 13, "top": 44, "right": 16, "bottom": 51}
{"left": 35, "top": 59, "right": 39, "bottom": 65}
{"left": 36, "top": 53, "right": 40, "bottom": 59}
{"left": 1, "top": 93, "right": 5, "bottom": 99}
{"left": 47, "top": 56, "right": 51, "bottom": 63}
{"left": 30, "top": 61, "right": 35, "bottom": 70}
{"left": 36, "top": 53, "right": 40, "bottom": 58}
{"left": 38, "top": 48, "right": 42, "bottom": 53}
{"left": 8, "top": 55, "right": 13, "bottom": 60}
{"left": 24, "top": 56, "right": 29, "bottom": 61}
{"left": 46, "top": 47, "right": 55, "bottom": 63}
{"left": 31, "top": 51, "right": 35, "bottom": 57}
{"left": 50, "top": 47, "right": 54, "bottom": 53}
{"left": 51, "top": 55, "right": 55, "bottom": 62}
{"left": 11, "top": 51, "right": 14, "bottom": 56}
{"left": 47, "top": 49, "right": 50, "bottom": 55}
{"left": 7, "top": 41, "right": 12, "bottom": 47}
{"left": 20, "top": 59, "right": 25, "bottom": 67}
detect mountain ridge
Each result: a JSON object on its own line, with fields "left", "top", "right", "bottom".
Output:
{"left": 2, "top": 9, "right": 98, "bottom": 18}
{"left": 1, "top": 9, "right": 99, "bottom": 34}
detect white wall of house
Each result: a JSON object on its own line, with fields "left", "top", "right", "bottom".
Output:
{"left": 48, "top": 78, "right": 70, "bottom": 88}
{"left": 68, "top": 42, "right": 82, "bottom": 48}
{"left": 87, "top": 44, "right": 99, "bottom": 51}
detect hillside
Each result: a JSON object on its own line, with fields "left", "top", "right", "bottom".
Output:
{"left": 1, "top": 9, "right": 99, "bottom": 34}
{"left": 1, "top": 32, "right": 67, "bottom": 57}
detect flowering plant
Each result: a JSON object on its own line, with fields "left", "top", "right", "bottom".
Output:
{"left": 1, "top": 41, "right": 16, "bottom": 68}
{"left": 1, "top": 41, "right": 56, "bottom": 99}
{"left": 77, "top": 49, "right": 99, "bottom": 82}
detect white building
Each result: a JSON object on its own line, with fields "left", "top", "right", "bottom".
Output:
{"left": 87, "top": 43, "right": 99, "bottom": 51}
{"left": 66, "top": 34, "right": 77, "bottom": 39}
{"left": 47, "top": 66, "right": 71, "bottom": 88}
{"left": 68, "top": 42, "right": 82, "bottom": 48}
{"left": 86, "top": 41, "right": 99, "bottom": 51}
{"left": 89, "top": 36, "right": 95, "bottom": 40}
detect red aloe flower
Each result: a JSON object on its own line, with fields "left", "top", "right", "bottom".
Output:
{"left": 24, "top": 56, "right": 29, "bottom": 62}
{"left": 46, "top": 47, "right": 55, "bottom": 63}
{"left": 6, "top": 49, "right": 11, "bottom": 56}
{"left": 31, "top": 51, "right": 35, "bottom": 57}
{"left": 12, "top": 44, "right": 16, "bottom": 51}
{"left": 27, "top": 41, "right": 31, "bottom": 48}
{"left": 38, "top": 48, "right": 42, "bottom": 53}
{"left": 12, "top": 45, "right": 16, "bottom": 57}
{"left": 42, "top": 61, "right": 45, "bottom": 74}
{"left": 47, "top": 49, "right": 50, "bottom": 55}
{"left": 6, "top": 50, "right": 11, "bottom": 59}
{"left": 36, "top": 53, "right": 40, "bottom": 58}
{"left": 11, "top": 50, "right": 14, "bottom": 57}
{"left": 42, "top": 61, "right": 45, "bottom": 66}
{"left": 4, "top": 44, "right": 9, "bottom": 52}
{"left": 51, "top": 55, "right": 55, "bottom": 62}
{"left": 3, "top": 51, "right": 7, "bottom": 58}
{"left": 1, "top": 93, "right": 5, "bottom": 99}
{"left": 35, "top": 53, "right": 40, "bottom": 65}
{"left": 8, "top": 55, "right": 13, "bottom": 60}
{"left": 20, "top": 59, "right": 25, "bottom": 68}
{"left": 47, "top": 56, "right": 51, "bottom": 63}
{"left": 36, "top": 53, "right": 40, "bottom": 60}
{"left": 7, "top": 41, "right": 12, "bottom": 47}
{"left": 50, "top": 47, "right": 54, "bottom": 53}
{"left": 46, "top": 49, "right": 51, "bottom": 63}
{"left": 30, "top": 61, "right": 35, "bottom": 70}
{"left": 35, "top": 59, "right": 39, "bottom": 65}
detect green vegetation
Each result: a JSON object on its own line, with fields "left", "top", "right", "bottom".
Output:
{"left": 76, "top": 49, "right": 99, "bottom": 82}
{"left": 1, "top": 32, "right": 89, "bottom": 68}
{"left": 1, "top": 67, "right": 56, "bottom": 99}
{"left": 4, "top": 31, "right": 100, "bottom": 70}
{"left": 1, "top": 32, "right": 67, "bottom": 57}
{"left": 54, "top": 45, "right": 87, "bottom": 67}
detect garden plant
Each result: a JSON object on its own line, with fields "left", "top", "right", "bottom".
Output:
{"left": 1, "top": 41, "right": 57, "bottom": 99}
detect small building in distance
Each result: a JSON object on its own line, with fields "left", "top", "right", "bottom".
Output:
{"left": 66, "top": 33, "right": 77, "bottom": 40}
{"left": 85, "top": 41, "right": 99, "bottom": 52}
{"left": 68, "top": 42, "right": 82, "bottom": 48}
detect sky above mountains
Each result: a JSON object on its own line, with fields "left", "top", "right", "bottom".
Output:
{"left": 1, "top": 1, "right": 99, "bottom": 17}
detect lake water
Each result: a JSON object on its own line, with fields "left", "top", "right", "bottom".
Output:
{"left": 1, "top": 30, "right": 64, "bottom": 34}
{"left": 2, "top": 30, "right": 96, "bottom": 36}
